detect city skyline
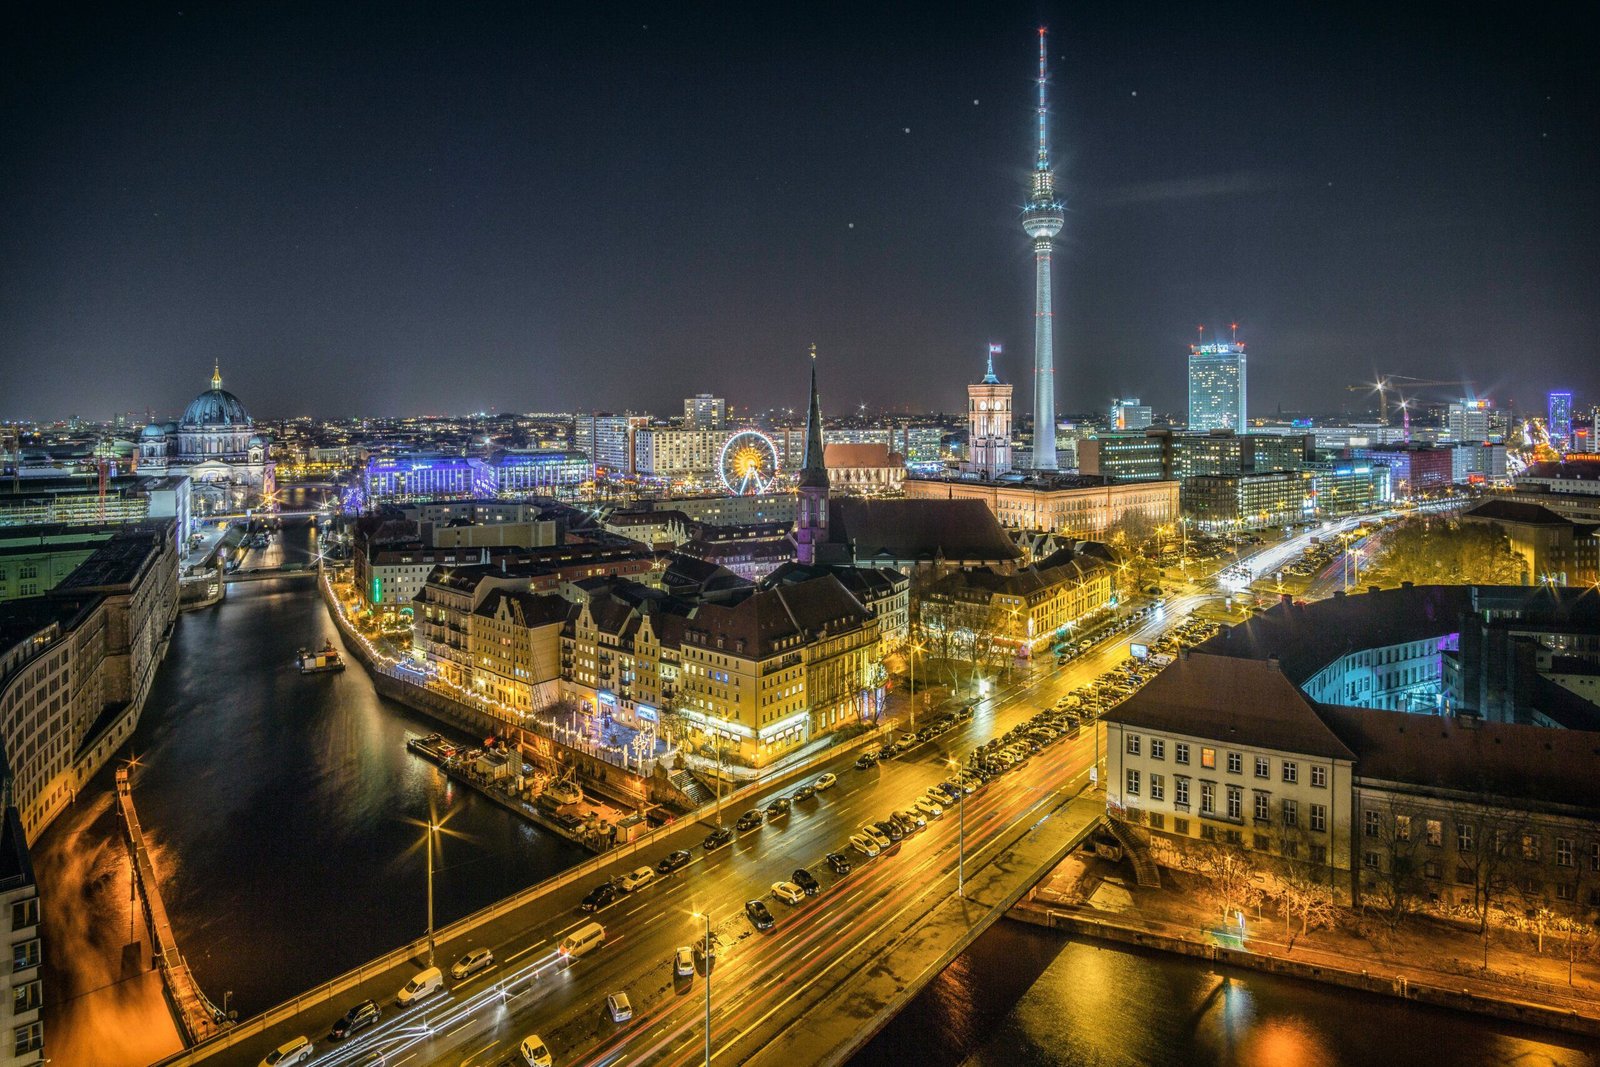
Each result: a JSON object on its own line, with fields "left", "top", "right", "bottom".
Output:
{"left": 4, "top": 3, "right": 1597, "bottom": 422}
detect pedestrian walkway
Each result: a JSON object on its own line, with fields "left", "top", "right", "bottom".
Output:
{"left": 116, "top": 767, "right": 232, "bottom": 1046}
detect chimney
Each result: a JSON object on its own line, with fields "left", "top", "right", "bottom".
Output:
{"left": 1280, "top": 592, "right": 1292, "bottom": 606}
{"left": 1266, "top": 654, "right": 1281, "bottom": 672}
{"left": 1179, "top": 647, "right": 1190, "bottom": 661}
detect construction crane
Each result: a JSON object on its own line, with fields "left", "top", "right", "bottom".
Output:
{"left": 1347, "top": 376, "right": 1475, "bottom": 426}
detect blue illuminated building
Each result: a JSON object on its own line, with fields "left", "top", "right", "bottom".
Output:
{"left": 1548, "top": 391, "right": 1574, "bottom": 451}
{"left": 362, "top": 450, "right": 592, "bottom": 504}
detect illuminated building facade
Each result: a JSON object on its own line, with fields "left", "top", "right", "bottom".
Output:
{"left": 966, "top": 345, "right": 1013, "bottom": 480}
{"left": 137, "top": 365, "right": 276, "bottom": 520}
{"left": 573, "top": 413, "right": 646, "bottom": 475}
{"left": 1187, "top": 342, "right": 1248, "bottom": 434}
{"left": 1548, "top": 391, "right": 1574, "bottom": 452}
{"left": 1182, "top": 471, "right": 1310, "bottom": 531}
{"left": 682, "top": 394, "right": 727, "bottom": 430}
{"left": 1446, "top": 399, "right": 1491, "bottom": 444}
{"left": 904, "top": 474, "right": 1179, "bottom": 540}
{"left": 1109, "top": 398, "right": 1152, "bottom": 431}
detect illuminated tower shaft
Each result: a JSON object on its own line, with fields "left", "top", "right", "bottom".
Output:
{"left": 1022, "top": 28, "right": 1065, "bottom": 471}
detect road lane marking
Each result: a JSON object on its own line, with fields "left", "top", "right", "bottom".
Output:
{"left": 506, "top": 939, "right": 547, "bottom": 963}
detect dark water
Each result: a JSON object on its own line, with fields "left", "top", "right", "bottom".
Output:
{"left": 41, "top": 519, "right": 587, "bottom": 1025}
{"left": 854, "top": 921, "right": 1599, "bottom": 1067}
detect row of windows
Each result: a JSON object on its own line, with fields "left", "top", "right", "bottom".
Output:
{"left": 1126, "top": 770, "right": 1330, "bottom": 832}
{"left": 1125, "top": 734, "right": 1327, "bottom": 787}
{"left": 1362, "top": 811, "right": 1600, "bottom": 869}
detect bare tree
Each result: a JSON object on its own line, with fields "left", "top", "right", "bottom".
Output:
{"left": 1276, "top": 827, "right": 1341, "bottom": 946}
{"left": 1359, "top": 796, "right": 1427, "bottom": 922}
{"left": 1186, "top": 842, "right": 1264, "bottom": 927}
{"left": 1447, "top": 802, "right": 1529, "bottom": 966}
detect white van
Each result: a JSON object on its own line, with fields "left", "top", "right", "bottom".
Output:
{"left": 396, "top": 965, "right": 444, "bottom": 1006}
{"left": 558, "top": 922, "right": 605, "bottom": 960}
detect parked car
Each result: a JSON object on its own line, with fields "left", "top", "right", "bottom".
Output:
{"left": 675, "top": 945, "right": 696, "bottom": 977}
{"left": 259, "top": 1036, "right": 314, "bottom": 1067}
{"left": 449, "top": 947, "right": 494, "bottom": 980}
{"left": 618, "top": 866, "right": 656, "bottom": 892}
{"left": 606, "top": 991, "right": 633, "bottom": 1022}
{"left": 745, "top": 898, "right": 776, "bottom": 931}
{"left": 792, "top": 784, "right": 817, "bottom": 801}
{"left": 814, "top": 772, "right": 838, "bottom": 791}
{"left": 735, "top": 809, "right": 764, "bottom": 832}
{"left": 702, "top": 826, "right": 734, "bottom": 851}
{"left": 771, "top": 880, "right": 806, "bottom": 905}
{"left": 792, "top": 868, "right": 820, "bottom": 895}
{"left": 854, "top": 752, "right": 879, "bottom": 770}
{"left": 863, "top": 824, "right": 893, "bottom": 848}
{"left": 849, "top": 833, "right": 880, "bottom": 858}
{"left": 826, "top": 851, "right": 853, "bottom": 875}
{"left": 395, "top": 966, "right": 443, "bottom": 1006}
{"left": 520, "top": 1034, "right": 553, "bottom": 1067}
{"left": 897, "top": 809, "right": 927, "bottom": 830}
{"left": 766, "top": 796, "right": 792, "bottom": 818}
{"left": 580, "top": 882, "right": 617, "bottom": 912}
{"left": 656, "top": 849, "right": 692, "bottom": 874}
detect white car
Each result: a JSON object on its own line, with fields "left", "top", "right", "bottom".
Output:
{"left": 521, "top": 1034, "right": 553, "bottom": 1067}
{"left": 916, "top": 797, "right": 944, "bottom": 818}
{"left": 862, "top": 824, "right": 892, "bottom": 849}
{"left": 814, "top": 772, "right": 838, "bottom": 791}
{"left": 618, "top": 866, "right": 656, "bottom": 892}
{"left": 259, "top": 1037, "right": 313, "bottom": 1067}
{"left": 606, "top": 991, "right": 633, "bottom": 1022}
{"left": 850, "top": 833, "right": 880, "bottom": 858}
{"left": 449, "top": 946, "right": 494, "bottom": 980}
{"left": 674, "top": 945, "right": 695, "bottom": 977}
{"left": 771, "top": 880, "right": 806, "bottom": 905}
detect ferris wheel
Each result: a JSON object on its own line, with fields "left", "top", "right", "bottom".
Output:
{"left": 719, "top": 430, "right": 780, "bottom": 496}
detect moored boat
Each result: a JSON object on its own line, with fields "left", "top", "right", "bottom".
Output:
{"left": 297, "top": 640, "right": 345, "bottom": 674}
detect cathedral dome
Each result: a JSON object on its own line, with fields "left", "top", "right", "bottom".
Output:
{"left": 180, "top": 364, "right": 251, "bottom": 427}
{"left": 140, "top": 423, "right": 167, "bottom": 439}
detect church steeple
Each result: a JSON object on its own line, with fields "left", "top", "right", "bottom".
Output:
{"left": 794, "top": 346, "right": 830, "bottom": 565}
{"left": 211, "top": 362, "right": 223, "bottom": 391}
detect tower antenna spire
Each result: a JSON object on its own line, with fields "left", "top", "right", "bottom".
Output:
{"left": 1036, "top": 27, "right": 1050, "bottom": 170}
{"left": 1022, "top": 28, "right": 1065, "bottom": 472}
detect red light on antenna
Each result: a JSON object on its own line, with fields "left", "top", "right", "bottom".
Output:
{"left": 1230, "top": 322, "right": 1238, "bottom": 330}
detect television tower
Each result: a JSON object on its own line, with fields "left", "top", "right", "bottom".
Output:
{"left": 1023, "top": 27, "right": 1065, "bottom": 471}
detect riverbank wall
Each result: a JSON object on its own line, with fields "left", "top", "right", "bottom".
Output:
{"left": 1008, "top": 902, "right": 1600, "bottom": 1039}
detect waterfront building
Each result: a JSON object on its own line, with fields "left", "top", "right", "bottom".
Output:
{"left": 0, "top": 522, "right": 177, "bottom": 842}
{"left": 468, "top": 589, "right": 568, "bottom": 711}
{"left": 903, "top": 473, "right": 1179, "bottom": 542}
{"left": 823, "top": 443, "right": 905, "bottom": 493}
{"left": 0, "top": 476, "right": 154, "bottom": 528}
{"left": 572, "top": 413, "right": 646, "bottom": 475}
{"left": 1548, "top": 392, "right": 1574, "bottom": 452}
{"left": 1460, "top": 499, "right": 1599, "bottom": 587}
{"left": 1104, "top": 653, "right": 1357, "bottom": 882}
{"left": 682, "top": 394, "right": 727, "bottom": 431}
{"left": 966, "top": 346, "right": 1013, "bottom": 480}
{"left": 491, "top": 450, "right": 592, "bottom": 493}
{"left": 136, "top": 365, "right": 276, "bottom": 520}
{"left": 1187, "top": 342, "right": 1248, "bottom": 434}
{"left": 356, "top": 541, "right": 492, "bottom": 610}
{"left": 1109, "top": 398, "right": 1152, "bottom": 431}
{"left": 1445, "top": 399, "right": 1492, "bottom": 444}
{"left": 0, "top": 524, "right": 126, "bottom": 602}
{"left": 919, "top": 545, "right": 1112, "bottom": 656}
{"left": 1022, "top": 30, "right": 1065, "bottom": 470}
{"left": 1, "top": 798, "right": 41, "bottom": 1066}
{"left": 363, "top": 455, "right": 497, "bottom": 503}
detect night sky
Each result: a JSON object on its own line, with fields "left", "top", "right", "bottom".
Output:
{"left": 3, "top": 2, "right": 1596, "bottom": 423}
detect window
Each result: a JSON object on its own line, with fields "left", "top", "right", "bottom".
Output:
{"left": 1127, "top": 734, "right": 1141, "bottom": 755}
{"left": 1253, "top": 834, "right": 1272, "bottom": 852}
{"left": 1253, "top": 792, "right": 1270, "bottom": 822}
{"left": 10, "top": 899, "right": 38, "bottom": 930}
{"left": 1310, "top": 803, "right": 1327, "bottom": 833}
{"left": 1200, "top": 781, "right": 1215, "bottom": 815}
{"left": 1174, "top": 817, "right": 1190, "bottom": 835}
{"left": 1227, "top": 751, "right": 1242, "bottom": 774}
{"left": 1282, "top": 798, "right": 1299, "bottom": 827}
{"left": 1175, "top": 742, "right": 1190, "bottom": 765}
{"left": 1555, "top": 881, "right": 1575, "bottom": 901}
{"left": 1310, "top": 844, "right": 1327, "bottom": 865}
{"left": 1457, "top": 865, "right": 1475, "bottom": 885}
{"left": 1150, "top": 738, "right": 1165, "bottom": 760}
{"left": 1281, "top": 761, "right": 1298, "bottom": 784}
{"left": 1556, "top": 838, "right": 1574, "bottom": 867}
{"left": 1458, "top": 823, "right": 1475, "bottom": 853}
{"left": 1175, "top": 777, "right": 1190, "bottom": 808}
{"left": 1255, "top": 756, "right": 1270, "bottom": 779}
{"left": 1201, "top": 747, "right": 1216, "bottom": 769}
{"left": 1364, "top": 810, "right": 1380, "bottom": 838}
{"left": 1126, "top": 769, "right": 1140, "bottom": 796}
{"left": 1149, "top": 812, "right": 1165, "bottom": 830}
{"left": 1590, "top": 842, "right": 1600, "bottom": 872}
{"left": 1226, "top": 785, "right": 1243, "bottom": 821}
{"left": 1311, "top": 765, "right": 1327, "bottom": 788}
{"left": 1522, "top": 834, "right": 1540, "bottom": 862}
{"left": 1395, "top": 814, "right": 1411, "bottom": 841}
{"left": 1364, "top": 850, "right": 1381, "bottom": 870}
{"left": 1150, "top": 774, "right": 1165, "bottom": 802}
{"left": 1423, "top": 860, "right": 1441, "bottom": 880}
{"left": 13, "top": 1023, "right": 42, "bottom": 1058}
{"left": 11, "top": 939, "right": 39, "bottom": 971}
{"left": 11, "top": 980, "right": 39, "bottom": 1015}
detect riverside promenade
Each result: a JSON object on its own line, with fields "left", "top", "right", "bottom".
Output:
{"left": 116, "top": 766, "right": 231, "bottom": 1046}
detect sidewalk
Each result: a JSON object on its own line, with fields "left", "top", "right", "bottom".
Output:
{"left": 1029, "top": 852, "right": 1600, "bottom": 1030}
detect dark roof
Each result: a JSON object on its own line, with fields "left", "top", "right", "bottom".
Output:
{"left": 1317, "top": 705, "right": 1600, "bottom": 813}
{"left": 660, "top": 555, "right": 753, "bottom": 597}
{"left": 0, "top": 597, "right": 91, "bottom": 658}
{"left": 823, "top": 442, "right": 902, "bottom": 468}
{"left": 1200, "top": 586, "right": 1477, "bottom": 683}
{"left": 1462, "top": 498, "right": 1591, "bottom": 528}
{"left": 684, "top": 573, "right": 871, "bottom": 659}
{"left": 827, "top": 498, "right": 1021, "bottom": 564}
{"left": 1521, "top": 459, "right": 1600, "bottom": 483}
{"left": 49, "top": 522, "right": 171, "bottom": 594}
{"left": 473, "top": 589, "right": 571, "bottom": 628}
{"left": 1103, "top": 653, "right": 1358, "bottom": 761}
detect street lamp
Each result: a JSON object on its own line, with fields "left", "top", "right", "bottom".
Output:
{"left": 946, "top": 757, "right": 966, "bottom": 897}
{"left": 908, "top": 641, "right": 926, "bottom": 732}
{"left": 691, "top": 911, "right": 712, "bottom": 1066}
{"left": 424, "top": 810, "right": 438, "bottom": 966}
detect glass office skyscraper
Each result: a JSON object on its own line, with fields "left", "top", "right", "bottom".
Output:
{"left": 1188, "top": 341, "right": 1247, "bottom": 433}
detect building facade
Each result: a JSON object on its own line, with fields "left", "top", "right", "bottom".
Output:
{"left": 1187, "top": 342, "right": 1248, "bottom": 434}
{"left": 137, "top": 366, "right": 276, "bottom": 521}
{"left": 967, "top": 346, "right": 1013, "bottom": 480}
{"left": 683, "top": 395, "right": 727, "bottom": 430}
{"left": 904, "top": 474, "right": 1180, "bottom": 540}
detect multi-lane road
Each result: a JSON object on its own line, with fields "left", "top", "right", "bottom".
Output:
{"left": 202, "top": 592, "right": 1212, "bottom": 1067}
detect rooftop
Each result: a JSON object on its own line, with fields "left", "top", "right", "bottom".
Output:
{"left": 1463, "top": 497, "right": 1598, "bottom": 529}
{"left": 1103, "top": 652, "right": 1358, "bottom": 761}
{"left": 50, "top": 522, "right": 172, "bottom": 594}
{"left": 827, "top": 498, "right": 1022, "bottom": 564}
